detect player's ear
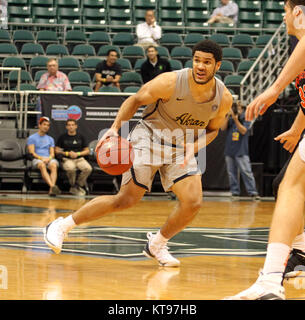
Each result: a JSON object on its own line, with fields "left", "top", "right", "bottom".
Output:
{"left": 215, "top": 61, "right": 222, "bottom": 72}
{"left": 293, "top": 5, "right": 303, "bottom": 17}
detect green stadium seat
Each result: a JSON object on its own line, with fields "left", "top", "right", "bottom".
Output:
{"left": 68, "top": 71, "right": 91, "bottom": 87}
{"left": 224, "top": 75, "right": 244, "bottom": 95}
{"left": 46, "top": 44, "right": 69, "bottom": 56}
{"left": 183, "top": 33, "right": 205, "bottom": 47}
{"left": 231, "top": 33, "right": 255, "bottom": 58}
{"left": 72, "top": 86, "right": 93, "bottom": 94}
{"left": 156, "top": 46, "right": 170, "bottom": 59}
{"left": 32, "top": 17, "right": 58, "bottom": 24}
{"left": 237, "top": 60, "right": 258, "bottom": 75}
{"left": 159, "top": 33, "right": 183, "bottom": 50}
{"left": 65, "top": 30, "right": 87, "bottom": 53}
{"left": 56, "top": 0, "right": 79, "bottom": 7}
{"left": 161, "top": 21, "right": 185, "bottom": 34}
{"left": 134, "top": 0, "right": 156, "bottom": 9}
{"left": 263, "top": 2, "right": 284, "bottom": 12}
{"left": 218, "top": 60, "right": 235, "bottom": 78}
{"left": 83, "top": 8, "right": 107, "bottom": 24}
{"left": 8, "top": 17, "right": 32, "bottom": 23}
{"left": 112, "top": 33, "right": 135, "bottom": 46}
{"left": 82, "top": 57, "right": 102, "bottom": 79}
{"left": 82, "top": 0, "right": 106, "bottom": 8}
{"left": 119, "top": 72, "right": 143, "bottom": 89}
{"left": 160, "top": 9, "right": 183, "bottom": 23}
{"left": 98, "top": 86, "right": 121, "bottom": 93}
{"left": 237, "top": 22, "right": 262, "bottom": 35}
{"left": 34, "top": 70, "right": 47, "bottom": 83}
{"left": 13, "top": 30, "right": 35, "bottom": 52}
{"left": 185, "top": 10, "right": 210, "bottom": 25}
{"left": 36, "top": 31, "right": 59, "bottom": 50}
{"left": 264, "top": 12, "right": 285, "bottom": 26}
{"left": 239, "top": 11, "right": 263, "bottom": 24}
{"left": 58, "top": 57, "right": 81, "bottom": 74}
{"left": 184, "top": 60, "right": 193, "bottom": 68}
{"left": 185, "top": 21, "right": 209, "bottom": 33}
{"left": 20, "top": 43, "right": 45, "bottom": 56}
{"left": 238, "top": 0, "right": 261, "bottom": 12}
{"left": 185, "top": 0, "right": 209, "bottom": 11}
{"left": 108, "top": 0, "right": 130, "bottom": 8}
{"left": 72, "top": 44, "right": 96, "bottom": 57}
{"left": 108, "top": 8, "right": 132, "bottom": 26}
{"left": 122, "top": 46, "right": 145, "bottom": 67}
{"left": 247, "top": 48, "right": 268, "bottom": 60}
{"left": 2, "top": 57, "right": 26, "bottom": 72}
{"left": 32, "top": 6, "right": 57, "bottom": 21}
{"left": 170, "top": 46, "right": 192, "bottom": 63}
{"left": 123, "top": 86, "right": 140, "bottom": 93}
{"left": 18, "top": 83, "right": 37, "bottom": 90}
{"left": 57, "top": 7, "right": 82, "bottom": 25}
{"left": 209, "top": 33, "right": 230, "bottom": 47}
{"left": 134, "top": 9, "right": 149, "bottom": 24}
{"left": 8, "top": 0, "right": 28, "bottom": 5}
{"left": 97, "top": 45, "right": 121, "bottom": 57}
{"left": 222, "top": 48, "right": 242, "bottom": 69}
{"left": 211, "top": 23, "right": 236, "bottom": 35}
{"left": 0, "top": 30, "right": 11, "bottom": 43}
{"left": 8, "top": 70, "right": 33, "bottom": 89}
{"left": 30, "top": 0, "right": 53, "bottom": 6}
{"left": 82, "top": 18, "right": 107, "bottom": 32}
{"left": 29, "top": 56, "right": 49, "bottom": 77}
{"left": 160, "top": 0, "right": 182, "bottom": 10}
{"left": 0, "top": 43, "right": 18, "bottom": 56}
{"left": 209, "top": 0, "right": 220, "bottom": 11}
{"left": 256, "top": 34, "right": 277, "bottom": 47}
{"left": 117, "top": 58, "right": 132, "bottom": 72}
{"left": 168, "top": 59, "right": 183, "bottom": 70}
{"left": 8, "top": 6, "right": 31, "bottom": 19}
{"left": 108, "top": 19, "right": 133, "bottom": 33}
{"left": 88, "top": 31, "right": 110, "bottom": 53}
{"left": 134, "top": 58, "right": 146, "bottom": 72}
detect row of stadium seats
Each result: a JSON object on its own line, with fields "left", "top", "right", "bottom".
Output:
{"left": 6, "top": 0, "right": 285, "bottom": 31}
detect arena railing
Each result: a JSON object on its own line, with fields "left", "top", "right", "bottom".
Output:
{"left": 240, "top": 22, "right": 289, "bottom": 107}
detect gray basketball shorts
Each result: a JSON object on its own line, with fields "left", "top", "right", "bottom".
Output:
{"left": 121, "top": 122, "right": 201, "bottom": 192}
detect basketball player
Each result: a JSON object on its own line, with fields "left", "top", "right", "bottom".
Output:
{"left": 44, "top": 40, "right": 233, "bottom": 267}
{"left": 225, "top": 0, "right": 305, "bottom": 299}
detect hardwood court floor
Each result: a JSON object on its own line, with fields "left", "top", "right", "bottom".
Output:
{"left": 0, "top": 195, "right": 304, "bottom": 300}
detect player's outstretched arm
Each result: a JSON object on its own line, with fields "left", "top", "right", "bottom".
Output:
{"left": 246, "top": 36, "right": 305, "bottom": 121}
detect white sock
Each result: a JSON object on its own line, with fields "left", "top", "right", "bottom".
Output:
{"left": 262, "top": 242, "right": 291, "bottom": 283}
{"left": 60, "top": 215, "right": 76, "bottom": 233}
{"left": 151, "top": 230, "right": 169, "bottom": 247}
{"left": 291, "top": 232, "right": 305, "bottom": 252}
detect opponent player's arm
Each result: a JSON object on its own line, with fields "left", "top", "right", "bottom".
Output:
{"left": 289, "top": 108, "right": 305, "bottom": 134}
{"left": 110, "top": 72, "right": 176, "bottom": 132}
{"left": 195, "top": 88, "right": 233, "bottom": 153}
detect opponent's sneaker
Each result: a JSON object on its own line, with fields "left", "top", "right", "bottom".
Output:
{"left": 284, "top": 249, "right": 305, "bottom": 278}
{"left": 223, "top": 272, "right": 285, "bottom": 300}
{"left": 43, "top": 217, "right": 66, "bottom": 254}
{"left": 143, "top": 232, "right": 180, "bottom": 267}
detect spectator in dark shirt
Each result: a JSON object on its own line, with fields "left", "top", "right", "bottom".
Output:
{"left": 55, "top": 119, "right": 92, "bottom": 196}
{"left": 141, "top": 46, "right": 171, "bottom": 83}
{"left": 94, "top": 50, "right": 122, "bottom": 92}
{"left": 221, "top": 101, "right": 259, "bottom": 199}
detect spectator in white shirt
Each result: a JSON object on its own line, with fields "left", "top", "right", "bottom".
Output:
{"left": 208, "top": 0, "right": 239, "bottom": 25}
{"left": 136, "top": 10, "right": 162, "bottom": 50}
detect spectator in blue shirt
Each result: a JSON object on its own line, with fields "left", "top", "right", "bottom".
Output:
{"left": 208, "top": 0, "right": 239, "bottom": 25}
{"left": 27, "top": 116, "right": 61, "bottom": 196}
{"left": 221, "top": 101, "right": 258, "bottom": 199}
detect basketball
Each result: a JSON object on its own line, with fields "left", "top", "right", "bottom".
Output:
{"left": 96, "top": 136, "right": 134, "bottom": 175}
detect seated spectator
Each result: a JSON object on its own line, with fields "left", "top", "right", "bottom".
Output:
{"left": 55, "top": 119, "right": 92, "bottom": 196}
{"left": 136, "top": 10, "right": 162, "bottom": 50}
{"left": 141, "top": 46, "right": 171, "bottom": 83}
{"left": 221, "top": 101, "right": 259, "bottom": 200}
{"left": 94, "top": 50, "right": 122, "bottom": 92}
{"left": 208, "top": 0, "right": 239, "bottom": 25}
{"left": 27, "top": 116, "right": 61, "bottom": 197}
{"left": 36, "top": 58, "right": 71, "bottom": 124}
{"left": 37, "top": 58, "right": 72, "bottom": 91}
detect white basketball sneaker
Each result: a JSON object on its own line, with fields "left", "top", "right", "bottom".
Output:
{"left": 43, "top": 217, "right": 66, "bottom": 254}
{"left": 143, "top": 232, "right": 180, "bottom": 267}
{"left": 223, "top": 272, "right": 285, "bottom": 300}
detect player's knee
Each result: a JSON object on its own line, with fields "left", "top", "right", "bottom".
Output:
{"left": 114, "top": 194, "right": 140, "bottom": 210}
{"left": 180, "top": 195, "right": 202, "bottom": 212}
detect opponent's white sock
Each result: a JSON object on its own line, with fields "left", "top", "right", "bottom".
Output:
{"left": 60, "top": 215, "right": 76, "bottom": 233}
{"left": 291, "top": 232, "right": 305, "bottom": 252}
{"left": 151, "top": 230, "right": 169, "bottom": 247}
{"left": 262, "top": 242, "right": 291, "bottom": 284}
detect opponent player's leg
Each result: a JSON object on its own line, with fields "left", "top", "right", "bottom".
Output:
{"left": 143, "top": 175, "right": 202, "bottom": 267}
{"left": 44, "top": 179, "right": 146, "bottom": 254}
{"left": 225, "top": 146, "right": 305, "bottom": 300}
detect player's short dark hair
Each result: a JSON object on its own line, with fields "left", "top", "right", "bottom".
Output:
{"left": 285, "top": 0, "right": 305, "bottom": 8}
{"left": 192, "top": 40, "right": 223, "bottom": 62}
{"left": 107, "top": 49, "right": 118, "bottom": 57}
{"left": 66, "top": 118, "right": 77, "bottom": 125}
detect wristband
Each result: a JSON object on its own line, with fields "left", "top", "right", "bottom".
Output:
{"left": 77, "top": 152, "right": 81, "bottom": 157}
{"left": 65, "top": 151, "right": 69, "bottom": 157}
{"left": 38, "top": 156, "right": 42, "bottom": 160}
{"left": 49, "top": 156, "right": 52, "bottom": 160}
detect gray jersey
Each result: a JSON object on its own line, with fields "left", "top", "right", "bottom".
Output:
{"left": 140, "top": 68, "right": 225, "bottom": 145}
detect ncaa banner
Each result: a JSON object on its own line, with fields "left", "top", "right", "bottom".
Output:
{"left": 40, "top": 94, "right": 144, "bottom": 144}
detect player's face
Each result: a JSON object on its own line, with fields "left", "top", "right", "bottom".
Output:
{"left": 284, "top": 2, "right": 295, "bottom": 35}
{"left": 192, "top": 51, "right": 221, "bottom": 85}
{"left": 66, "top": 121, "right": 77, "bottom": 134}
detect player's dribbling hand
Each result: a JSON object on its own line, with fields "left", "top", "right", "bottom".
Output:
{"left": 95, "top": 128, "right": 119, "bottom": 152}
{"left": 274, "top": 129, "right": 300, "bottom": 153}
{"left": 245, "top": 86, "right": 280, "bottom": 121}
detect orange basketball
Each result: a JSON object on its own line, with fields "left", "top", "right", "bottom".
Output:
{"left": 96, "top": 136, "right": 134, "bottom": 175}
